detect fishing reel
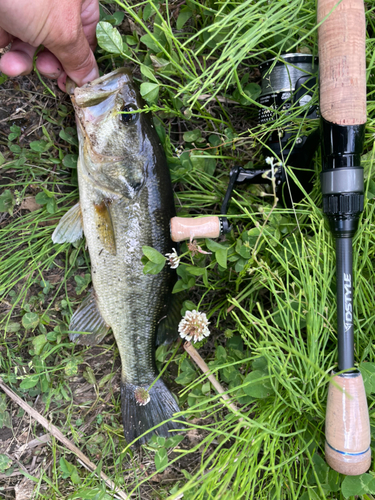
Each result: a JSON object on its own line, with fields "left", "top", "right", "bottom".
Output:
{"left": 171, "top": 53, "right": 320, "bottom": 242}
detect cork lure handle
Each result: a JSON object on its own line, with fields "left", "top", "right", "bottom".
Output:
{"left": 170, "top": 217, "right": 222, "bottom": 242}
{"left": 317, "top": 0, "right": 366, "bottom": 125}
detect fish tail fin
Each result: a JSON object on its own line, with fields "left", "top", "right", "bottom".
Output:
{"left": 121, "top": 378, "right": 184, "bottom": 446}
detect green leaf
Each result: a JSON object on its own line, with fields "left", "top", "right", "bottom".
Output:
{"left": 177, "top": 7, "right": 193, "bottom": 29}
{"left": 341, "top": 473, "right": 373, "bottom": 498}
{"left": 35, "top": 191, "right": 51, "bottom": 205}
{"left": 3, "top": 322, "right": 20, "bottom": 333}
{"left": 0, "top": 74, "right": 8, "bottom": 85}
{"left": 142, "top": 246, "right": 165, "bottom": 264}
{"left": 22, "top": 312, "right": 39, "bottom": 330}
{"left": 20, "top": 375, "right": 39, "bottom": 390}
{"left": 216, "top": 248, "right": 228, "bottom": 269}
{"left": 140, "top": 82, "right": 159, "bottom": 103}
{"left": 65, "top": 358, "right": 79, "bottom": 376}
{"left": 63, "top": 154, "right": 78, "bottom": 169}
{"left": 32, "top": 335, "right": 48, "bottom": 355}
{"left": 143, "top": 260, "right": 165, "bottom": 275}
{"left": 59, "top": 128, "right": 78, "bottom": 146}
{"left": 0, "top": 454, "right": 12, "bottom": 473}
{"left": 141, "top": 64, "right": 158, "bottom": 83}
{"left": 96, "top": 21, "right": 124, "bottom": 54}
{"left": 140, "top": 34, "right": 162, "bottom": 53}
{"left": 359, "top": 362, "right": 375, "bottom": 394}
{"left": 29, "top": 140, "right": 51, "bottom": 152}
{"left": 75, "top": 274, "right": 91, "bottom": 295}
{"left": 175, "top": 370, "right": 196, "bottom": 385}
{"left": 0, "top": 190, "right": 15, "bottom": 215}
{"left": 155, "top": 447, "right": 168, "bottom": 472}
{"left": 165, "top": 435, "right": 184, "bottom": 448}
{"left": 243, "top": 370, "right": 274, "bottom": 398}
{"left": 205, "top": 239, "right": 227, "bottom": 253}
{"left": 46, "top": 197, "right": 57, "bottom": 214}
{"left": 183, "top": 129, "right": 201, "bottom": 142}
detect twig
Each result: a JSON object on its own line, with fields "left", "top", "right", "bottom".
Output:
{"left": 0, "top": 378, "right": 129, "bottom": 500}
{"left": 183, "top": 341, "right": 241, "bottom": 416}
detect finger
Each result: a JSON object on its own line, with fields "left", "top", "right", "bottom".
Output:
{"left": 51, "top": 32, "right": 99, "bottom": 87}
{"left": 57, "top": 71, "right": 67, "bottom": 93}
{"left": 81, "top": 0, "right": 100, "bottom": 51}
{"left": 0, "top": 39, "right": 36, "bottom": 77}
{"left": 35, "top": 49, "right": 64, "bottom": 79}
{"left": 0, "top": 27, "right": 12, "bottom": 48}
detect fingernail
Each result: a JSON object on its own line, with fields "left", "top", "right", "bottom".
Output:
{"left": 80, "top": 67, "right": 99, "bottom": 86}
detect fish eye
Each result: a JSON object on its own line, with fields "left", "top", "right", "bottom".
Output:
{"left": 120, "top": 103, "right": 138, "bottom": 124}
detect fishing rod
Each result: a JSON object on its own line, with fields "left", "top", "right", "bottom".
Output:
{"left": 318, "top": 0, "right": 371, "bottom": 475}
{"left": 171, "top": 53, "right": 319, "bottom": 242}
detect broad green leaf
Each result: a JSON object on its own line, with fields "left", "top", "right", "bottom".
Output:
{"left": 216, "top": 248, "right": 228, "bottom": 269}
{"left": 359, "top": 362, "right": 375, "bottom": 394}
{"left": 32, "top": 334, "right": 48, "bottom": 355}
{"left": 243, "top": 370, "right": 274, "bottom": 398}
{"left": 22, "top": 312, "right": 39, "bottom": 330}
{"left": 143, "top": 260, "right": 165, "bottom": 275}
{"left": 0, "top": 190, "right": 15, "bottom": 215}
{"left": 165, "top": 435, "right": 184, "bottom": 448}
{"left": 142, "top": 246, "right": 165, "bottom": 264}
{"left": 96, "top": 21, "right": 123, "bottom": 55}
{"left": 140, "top": 34, "right": 162, "bottom": 53}
{"left": 29, "top": 140, "right": 51, "bottom": 152}
{"left": 63, "top": 154, "right": 78, "bottom": 169}
{"left": 341, "top": 473, "right": 373, "bottom": 498}
{"left": 20, "top": 375, "right": 39, "bottom": 390}
{"left": 35, "top": 191, "right": 51, "bottom": 205}
{"left": 3, "top": 322, "right": 20, "bottom": 333}
{"left": 177, "top": 8, "right": 193, "bottom": 29}
{"left": 205, "top": 239, "right": 227, "bottom": 253}
{"left": 183, "top": 129, "right": 201, "bottom": 142}
{"left": 141, "top": 64, "right": 158, "bottom": 83}
{"left": 140, "top": 82, "right": 159, "bottom": 103}
{"left": 155, "top": 447, "right": 168, "bottom": 472}
{"left": 0, "top": 455, "right": 12, "bottom": 473}
{"left": 65, "top": 358, "right": 79, "bottom": 376}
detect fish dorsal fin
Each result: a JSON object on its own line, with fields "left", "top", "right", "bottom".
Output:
{"left": 94, "top": 200, "right": 116, "bottom": 255}
{"left": 69, "top": 289, "right": 110, "bottom": 345}
{"left": 52, "top": 202, "right": 83, "bottom": 244}
{"left": 156, "top": 291, "right": 185, "bottom": 346}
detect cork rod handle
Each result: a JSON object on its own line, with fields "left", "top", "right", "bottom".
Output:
{"left": 317, "top": 0, "right": 366, "bottom": 125}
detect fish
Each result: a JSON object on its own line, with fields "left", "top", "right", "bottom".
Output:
{"left": 52, "top": 68, "right": 184, "bottom": 445}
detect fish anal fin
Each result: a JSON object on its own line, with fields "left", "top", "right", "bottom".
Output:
{"left": 52, "top": 202, "right": 83, "bottom": 244}
{"left": 69, "top": 289, "right": 110, "bottom": 346}
{"left": 94, "top": 200, "right": 116, "bottom": 255}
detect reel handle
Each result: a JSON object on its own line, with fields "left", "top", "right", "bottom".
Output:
{"left": 170, "top": 216, "right": 222, "bottom": 242}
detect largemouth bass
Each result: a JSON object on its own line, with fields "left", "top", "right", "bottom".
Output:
{"left": 52, "top": 68, "right": 184, "bottom": 445}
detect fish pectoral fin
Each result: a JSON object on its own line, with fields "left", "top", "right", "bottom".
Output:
{"left": 69, "top": 289, "right": 110, "bottom": 346}
{"left": 156, "top": 291, "right": 186, "bottom": 346}
{"left": 52, "top": 202, "right": 83, "bottom": 244}
{"left": 94, "top": 200, "right": 116, "bottom": 255}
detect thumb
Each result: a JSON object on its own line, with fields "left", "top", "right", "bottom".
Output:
{"left": 50, "top": 30, "right": 99, "bottom": 87}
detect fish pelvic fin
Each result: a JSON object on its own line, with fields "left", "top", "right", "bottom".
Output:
{"left": 52, "top": 202, "right": 83, "bottom": 244}
{"left": 121, "top": 378, "right": 185, "bottom": 447}
{"left": 69, "top": 289, "right": 110, "bottom": 345}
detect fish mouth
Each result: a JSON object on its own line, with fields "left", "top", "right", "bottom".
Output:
{"left": 73, "top": 67, "right": 133, "bottom": 108}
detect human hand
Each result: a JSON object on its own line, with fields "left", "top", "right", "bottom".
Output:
{"left": 0, "top": 0, "right": 99, "bottom": 91}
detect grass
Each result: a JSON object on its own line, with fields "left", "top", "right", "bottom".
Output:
{"left": 1, "top": 0, "right": 375, "bottom": 499}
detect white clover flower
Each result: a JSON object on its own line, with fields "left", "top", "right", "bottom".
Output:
{"left": 178, "top": 310, "right": 210, "bottom": 343}
{"left": 134, "top": 387, "right": 150, "bottom": 406}
{"left": 165, "top": 248, "right": 180, "bottom": 269}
